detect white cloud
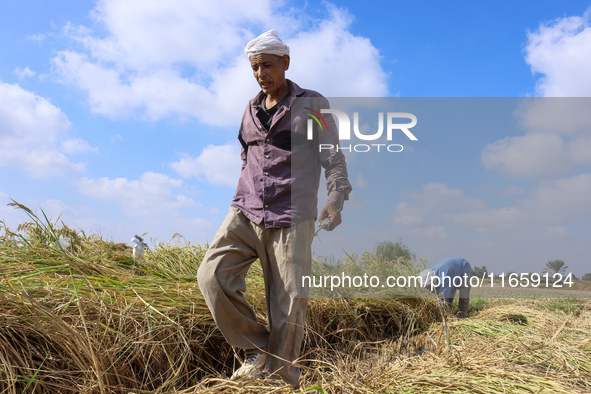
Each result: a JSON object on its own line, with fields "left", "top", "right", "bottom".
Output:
{"left": 501, "top": 185, "right": 523, "bottom": 196}
{"left": 86, "top": 0, "right": 272, "bottom": 69}
{"left": 77, "top": 171, "right": 200, "bottom": 216}
{"left": 170, "top": 142, "right": 242, "bottom": 187}
{"left": 525, "top": 8, "right": 591, "bottom": 97}
{"left": 0, "top": 82, "right": 95, "bottom": 177}
{"left": 481, "top": 99, "right": 591, "bottom": 177}
{"left": 27, "top": 34, "right": 46, "bottom": 42}
{"left": 288, "top": 5, "right": 387, "bottom": 97}
{"left": 484, "top": 9, "right": 591, "bottom": 178}
{"left": 451, "top": 207, "right": 525, "bottom": 234}
{"left": 400, "top": 183, "right": 487, "bottom": 215}
{"left": 33, "top": 200, "right": 98, "bottom": 230}
{"left": 394, "top": 175, "right": 591, "bottom": 237}
{"left": 0, "top": 190, "right": 214, "bottom": 248}
{"left": 449, "top": 174, "right": 591, "bottom": 234}
{"left": 355, "top": 173, "right": 368, "bottom": 188}
{"left": 392, "top": 183, "right": 513, "bottom": 235}
{"left": 515, "top": 99, "right": 591, "bottom": 135}
{"left": 0, "top": 194, "right": 86, "bottom": 234}
{"left": 60, "top": 138, "right": 99, "bottom": 154}
{"left": 525, "top": 173, "right": 591, "bottom": 220}
{"left": 14, "top": 66, "right": 35, "bottom": 80}
{"left": 421, "top": 225, "right": 448, "bottom": 240}
{"left": 393, "top": 201, "right": 426, "bottom": 227}
{"left": 481, "top": 132, "right": 570, "bottom": 177}
{"left": 178, "top": 217, "right": 211, "bottom": 230}
{"left": 52, "top": 0, "right": 388, "bottom": 124}
{"left": 393, "top": 183, "right": 488, "bottom": 231}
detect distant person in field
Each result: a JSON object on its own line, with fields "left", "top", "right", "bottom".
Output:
{"left": 419, "top": 257, "right": 472, "bottom": 318}
{"left": 197, "top": 29, "right": 352, "bottom": 389}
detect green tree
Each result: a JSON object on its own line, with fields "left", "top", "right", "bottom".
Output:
{"left": 582, "top": 273, "right": 591, "bottom": 281}
{"left": 374, "top": 239, "right": 415, "bottom": 262}
{"left": 471, "top": 265, "right": 488, "bottom": 278}
{"left": 543, "top": 259, "right": 569, "bottom": 275}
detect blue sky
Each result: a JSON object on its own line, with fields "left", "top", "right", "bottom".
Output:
{"left": 1, "top": 0, "right": 591, "bottom": 276}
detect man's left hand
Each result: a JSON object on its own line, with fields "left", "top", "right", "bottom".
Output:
{"left": 318, "top": 203, "right": 342, "bottom": 231}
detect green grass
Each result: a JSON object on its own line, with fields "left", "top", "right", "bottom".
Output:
{"left": 541, "top": 298, "right": 587, "bottom": 316}
{"left": 1, "top": 202, "right": 590, "bottom": 394}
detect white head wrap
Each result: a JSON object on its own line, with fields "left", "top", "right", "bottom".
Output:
{"left": 244, "top": 29, "right": 290, "bottom": 59}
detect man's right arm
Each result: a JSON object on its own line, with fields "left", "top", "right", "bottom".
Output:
{"left": 317, "top": 98, "right": 352, "bottom": 211}
{"left": 314, "top": 97, "right": 352, "bottom": 230}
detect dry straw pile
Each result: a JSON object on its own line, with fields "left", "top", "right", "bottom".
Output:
{"left": 1, "top": 202, "right": 590, "bottom": 393}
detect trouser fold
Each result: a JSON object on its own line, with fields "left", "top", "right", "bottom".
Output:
{"left": 197, "top": 206, "right": 314, "bottom": 387}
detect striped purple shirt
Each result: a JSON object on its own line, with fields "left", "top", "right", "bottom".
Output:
{"left": 231, "top": 80, "right": 351, "bottom": 228}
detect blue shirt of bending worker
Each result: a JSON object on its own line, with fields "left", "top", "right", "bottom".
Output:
{"left": 431, "top": 257, "right": 471, "bottom": 302}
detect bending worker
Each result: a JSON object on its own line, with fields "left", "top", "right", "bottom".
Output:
{"left": 197, "top": 29, "right": 351, "bottom": 389}
{"left": 420, "top": 257, "right": 472, "bottom": 318}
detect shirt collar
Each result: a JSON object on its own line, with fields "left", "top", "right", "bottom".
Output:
{"left": 251, "top": 79, "right": 305, "bottom": 109}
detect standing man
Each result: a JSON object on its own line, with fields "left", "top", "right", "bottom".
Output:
{"left": 197, "top": 29, "right": 351, "bottom": 389}
{"left": 419, "top": 257, "right": 472, "bottom": 318}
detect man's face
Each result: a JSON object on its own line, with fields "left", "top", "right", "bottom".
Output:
{"left": 250, "top": 53, "right": 290, "bottom": 96}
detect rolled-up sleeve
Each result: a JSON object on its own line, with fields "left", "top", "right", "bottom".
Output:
{"left": 318, "top": 100, "right": 352, "bottom": 210}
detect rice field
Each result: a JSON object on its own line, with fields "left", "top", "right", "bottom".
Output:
{"left": 1, "top": 203, "right": 590, "bottom": 393}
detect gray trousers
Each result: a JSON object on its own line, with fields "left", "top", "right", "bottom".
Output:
{"left": 197, "top": 206, "right": 314, "bottom": 388}
{"left": 448, "top": 283, "right": 471, "bottom": 318}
